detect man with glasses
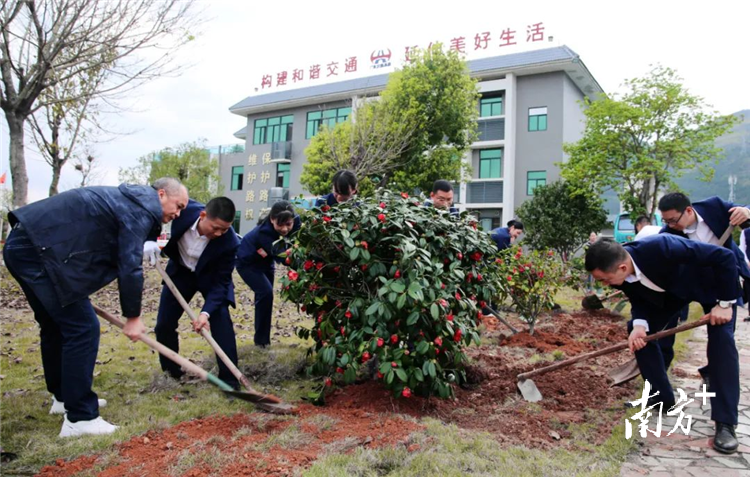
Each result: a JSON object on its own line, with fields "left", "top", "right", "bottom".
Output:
{"left": 657, "top": 193, "right": 750, "bottom": 394}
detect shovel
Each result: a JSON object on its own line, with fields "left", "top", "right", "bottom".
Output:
{"left": 482, "top": 305, "right": 519, "bottom": 334}
{"left": 153, "top": 260, "right": 296, "bottom": 415}
{"left": 581, "top": 291, "right": 624, "bottom": 310}
{"left": 516, "top": 317, "right": 709, "bottom": 402}
{"left": 93, "top": 305, "right": 295, "bottom": 411}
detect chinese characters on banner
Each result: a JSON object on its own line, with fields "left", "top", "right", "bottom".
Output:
{"left": 624, "top": 380, "right": 715, "bottom": 439}
{"left": 259, "top": 22, "right": 548, "bottom": 90}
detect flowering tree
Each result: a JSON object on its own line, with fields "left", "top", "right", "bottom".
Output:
{"left": 280, "top": 190, "right": 505, "bottom": 399}
{"left": 495, "top": 246, "right": 565, "bottom": 335}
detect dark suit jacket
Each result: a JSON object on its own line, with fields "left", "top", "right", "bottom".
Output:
{"left": 614, "top": 234, "right": 741, "bottom": 323}
{"left": 660, "top": 196, "right": 750, "bottom": 280}
{"left": 315, "top": 193, "right": 337, "bottom": 208}
{"left": 490, "top": 227, "right": 512, "bottom": 250}
{"left": 236, "top": 216, "right": 301, "bottom": 273}
{"left": 161, "top": 200, "right": 240, "bottom": 317}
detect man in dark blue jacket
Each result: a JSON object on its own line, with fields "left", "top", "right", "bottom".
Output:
{"left": 658, "top": 193, "right": 750, "bottom": 380}
{"left": 586, "top": 235, "right": 741, "bottom": 454}
{"left": 490, "top": 220, "right": 523, "bottom": 251}
{"left": 3, "top": 178, "right": 188, "bottom": 437}
{"left": 147, "top": 197, "right": 240, "bottom": 389}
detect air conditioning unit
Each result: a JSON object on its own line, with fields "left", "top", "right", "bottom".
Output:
{"left": 270, "top": 141, "right": 292, "bottom": 163}
{"left": 268, "top": 187, "right": 289, "bottom": 205}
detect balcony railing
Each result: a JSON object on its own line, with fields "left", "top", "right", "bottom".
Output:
{"left": 270, "top": 141, "right": 292, "bottom": 163}
{"left": 476, "top": 117, "right": 505, "bottom": 142}
{"left": 467, "top": 181, "right": 503, "bottom": 203}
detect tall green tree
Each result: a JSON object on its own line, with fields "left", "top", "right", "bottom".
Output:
{"left": 0, "top": 0, "right": 200, "bottom": 207}
{"left": 561, "top": 66, "right": 739, "bottom": 220}
{"left": 516, "top": 181, "right": 610, "bottom": 260}
{"left": 119, "top": 140, "right": 221, "bottom": 204}
{"left": 301, "top": 44, "right": 478, "bottom": 195}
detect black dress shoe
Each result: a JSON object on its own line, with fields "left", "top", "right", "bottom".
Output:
{"left": 698, "top": 367, "right": 711, "bottom": 392}
{"left": 713, "top": 422, "right": 739, "bottom": 454}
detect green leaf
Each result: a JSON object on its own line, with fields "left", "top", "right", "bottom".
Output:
{"left": 386, "top": 369, "right": 395, "bottom": 384}
{"left": 365, "top": 301, "right": 380, "bottom": 316}
{"left": 406, "top": 312, "right": 420, "bottom": 326}
{"left": 395, "top": 368, "right": 407, "bottom": 382}
{"left": 427, "top": 361, "right": 436, "bottom": 378}
{"left": 396, "top": 293, "right": 407, "bottom": 310}
{"left": 340, "top": 354, "right": 350, "bottom": 366}
{"left": 362, "top": 249, "right": 371, "bottom": 261}
{"left": 416, "top": 340, "right": 429, "bottom": 355}
{"left": 414, "top": 368, "right": 424, "bottom": 382}
{"left": 389, "top": 281, "right": 406, "bottom": 293}
{"left": 349, "top": 247, "right": 360, "bottom": 261}
{"left": 344, "top": 237, "right": 355, "bottom": 248}
{"left": 430, "top": 303, "right": 439, "bottom": 320}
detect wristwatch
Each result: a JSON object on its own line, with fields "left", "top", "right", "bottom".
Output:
{"left": 717, "top": 300, "right": 733, "bottom": 309}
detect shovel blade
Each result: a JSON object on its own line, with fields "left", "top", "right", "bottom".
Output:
{"left": 223, "top": 390, "right": 298, "bottom": 414}
{"left": 517, "top": 378, "right": 543, "bottom": 402}
{"left": 581, "top": 295, "right": 604, "bottom": 310}
{"left": 608, "top": 358, "right": 641, "bottom": 386}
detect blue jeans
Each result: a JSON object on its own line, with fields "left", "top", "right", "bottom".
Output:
{"left": 3, "top": 226, "right": 101, "bottom": 422}
{"left": 237, "top": 267, "right": 275, "bottom": 346}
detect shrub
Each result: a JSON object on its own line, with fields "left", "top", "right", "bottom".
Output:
{"left": 494, "top": 246, "right": 565, "bottom": 335}
{"left": 280, "top": 190, "right": 505, "bottom": 398}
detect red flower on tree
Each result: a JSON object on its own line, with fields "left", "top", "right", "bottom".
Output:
{"left": 288, "top": 270, "right": 299, "bottom": 281}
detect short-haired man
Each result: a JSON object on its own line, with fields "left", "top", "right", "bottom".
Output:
{"left": 634, "top": 215, "right": 661, "bottom": 240}
{"left": 145, "top": 197, "right": 241, "bottom": 390}
{"left": 424, "top": 180, "right": 459, "bottom": 215}
{"left": 3, "top": 178, "right": 188, "bottom": 437}
{"left": 658, "top": 193, "right": 750, "bottom": 377}
{"left": 585, "top": 236, "right": 741, "bottom": 454}
{"left": 315, "top": 170, "right": 358, "bottom": 207}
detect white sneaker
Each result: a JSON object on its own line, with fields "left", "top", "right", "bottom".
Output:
{"left": 50, "top": 396, "right": 107, "bottom": 415}
{"left": 59, "top": 416, "right": 119, "bottom": 438}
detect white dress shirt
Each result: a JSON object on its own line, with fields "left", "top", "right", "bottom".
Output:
{"left": 178, "top": 218, "right": 209, "bottom": 272}
{"left": 683, "top": 211, "right": 721, "bottom": 246}
{"left": 625, "top": 251, "right": 665, "bottom": 332}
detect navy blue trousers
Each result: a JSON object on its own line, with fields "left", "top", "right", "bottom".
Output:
{"left": 154, "top": 269, "right": 239, "bottom": 388}
{"left": 3, "top": 226, "right": 101, "bottom": 422}
{"left": 237, "top": 267, "right": 275, "bottom": 346}
{"left": 631, "top": 305, "right": 739, "bottom": 425}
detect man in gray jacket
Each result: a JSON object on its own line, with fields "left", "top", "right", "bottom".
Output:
{"left": 3, "top": 178, "right": 188, "bottom": 437}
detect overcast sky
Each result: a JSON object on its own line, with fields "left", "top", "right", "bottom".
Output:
{"left": 2, "top": 0, "right": 749, "bottom": 203}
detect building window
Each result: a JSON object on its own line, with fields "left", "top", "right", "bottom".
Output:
{"left": 528, "top": 107, "right": 548, "bottom": 132}
{"left": 233, "top": 211, "right": 241, "bottom": 234}
{"left": 306, "top": 107, "right": 352, "bottom": 139}
{"left": 253, "top": 114, "right": 294, "bottom": 145}
{"left": 479, "top": 149, "right": 502, "bottom": 179}
{"left": 480, "top": 96, "right": 503, "bottom": 117}
{"left": 276, "top": 163, "right": 290, "bottom": 188}
{"left": 527, "top": 171, "right": 547, "bottom": 195}
{"left": 231, "top": 166, "right": 244, "bottom": 191}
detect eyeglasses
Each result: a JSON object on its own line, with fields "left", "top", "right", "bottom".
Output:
{"left": 661, "top": 210, "right": 685, "bottom": 225}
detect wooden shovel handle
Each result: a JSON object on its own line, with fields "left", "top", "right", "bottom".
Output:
{"left": 517, "top": 317, "right": 709, "bottom": 381}
{"left": 92, "top": 304, "right": 216, "bottom": 384}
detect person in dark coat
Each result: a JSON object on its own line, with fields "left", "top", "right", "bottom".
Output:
{"left": 585, "top": 236, "right": 741, "bottom": 454}
{"left": 315, "top": 170, "right": 358, "bottom": 208}
{"left": 3, "top": 178, "right": 188, "bottom": 437}
{"left": 490, "top": 219, "right": 524, "bottom": 251}
{"left": 658, "top": 193, "right": 750, "bottom": 378}
{"left": 146, "top": 197, "right": 240, "bottom": 389}
{"left": 236, "top": 200, "right": 300, "bottom": 347}
{"left": 423, "top": 180, "right": 459, "bottom": 216}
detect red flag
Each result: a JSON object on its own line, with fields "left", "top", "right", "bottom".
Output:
{"left": 0, "top": 172, "right": 6, "bottom": 184}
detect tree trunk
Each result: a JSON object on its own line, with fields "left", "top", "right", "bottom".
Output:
{"left": 6, "top": 112, "right": 28, "bottom": 208}
{"left": 49, "top": 160, "right": 63, "bottom": 196}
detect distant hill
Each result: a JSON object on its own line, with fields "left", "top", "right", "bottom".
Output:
{"left": 673, "top": 110, "right": 750, "bottom": 203}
